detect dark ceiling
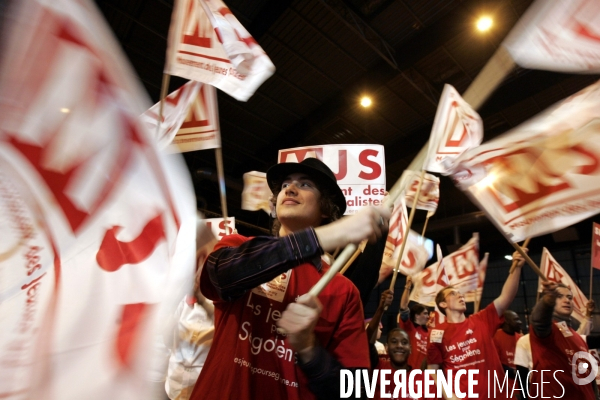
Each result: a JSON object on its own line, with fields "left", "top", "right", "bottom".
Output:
{"left": 96, "top": 0, "right": 600, "bottom": 261}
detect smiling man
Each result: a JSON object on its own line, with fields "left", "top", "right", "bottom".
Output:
{"left": 426, "top": 250, "right": 526, "bottom": 400}
{"left": 190, "top": 158, "right": 391, "bottom": 400}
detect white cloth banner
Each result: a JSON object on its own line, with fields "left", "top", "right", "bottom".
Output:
{"left": 464, "top": 252, "right": 489, "bottom": 304}
{"left": 403, "top": 170, "right": 440, "bottom": 216}
{"left": 141, "top": 81, "right": 202, "bottom": 149}
{"left": 409, "top": 234, "right": 482, "bottom": 306}
{"left": 142, "top": 81, "right": 222, "bottom": 153}
{"left": 451, "top": 79, "right": 600, "bottom": 242}
{"left": 241, "top": 171, "right": 272, "bottom": 215}
{"left": 378, "top": 196, "right": 431, "bottom": 283}
{"left": 278, "top": 144, "right": 386, "bottom": 215}
{"left": 423, "top": 84, "right": 483, "bottom": 174}
{"left": 503, "top": 0, "right": 600, "bottom": 73}
{"left": 409, "top": 245, "right": 448, "bottom": 307}
{"left": 165, "top": 0, "right": 275, "bottom": 101}
{"left": 0, "top": 1, "right": 196, "bottom": 399}
{"left": 538, "top": 248, "right": 589, "bottom": 324}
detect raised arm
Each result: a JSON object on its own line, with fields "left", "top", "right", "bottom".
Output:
{"left": 531, "top": 281, "right": 559, "bottom": 338}
{"left": 493, "top": 249, "right": 526, "bottom": 316}
{"left": 398, "top": 276, "right": 412, "bottom": 322}
{"left": 366, "top": 290, "right": 394, "bottom": 344}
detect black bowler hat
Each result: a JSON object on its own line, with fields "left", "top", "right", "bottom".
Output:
{"left": 266, "top": 157, "right": 347, "bottom": 214}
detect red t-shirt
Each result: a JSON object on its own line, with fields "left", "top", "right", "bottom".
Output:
{"left": 427, "top": 303, "right": 510, "bottom": 399}
{"left": 192, "top": 235, "right": 369, "bottom": 400}
{"left": 398, "top": 317, "right": 429, "bottom": 370}
{"left": 530, "top": 320, "right": 596, "bottom": 399}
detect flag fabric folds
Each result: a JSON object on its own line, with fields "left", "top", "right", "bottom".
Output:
{"left": 404, "top": 170, "right": 440, "bottom": 216}
{"left": 0, "top": 0, "right": 196, "bottom": 398}
{"left": 503, "top": 0, "right": 600, "bottom": 73}
{"left": 423, "top": 84, "right": 483, "bottom": 174}
{"left": 241, "top": 171, "right": 273, "bottom": 215}
{"left": 538, "top": 248, "right": 590, "bottom": 324}
{"left": 142, "top": 81, "right": 221, "bottom": 153}
{"left": 409, "top": 245, "right": 448, "bottom": 307}
{"left": 165, "top": 0, "right": 275, "bottom": 101}
{"left": 451, "top": 80, "right": 600, "bottom": 243}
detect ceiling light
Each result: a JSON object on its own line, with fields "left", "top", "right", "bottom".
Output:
{"left": 476, "top": 16, "right": 493, "bottom": 32}
{"left": 60, "top": 108, "right": 70, "bottom": 113}
{"left": 360, "top": 96, "right": 372, "bottom": 108}
{"left": 505, "top": 255, "right": 513, "bottom": 261}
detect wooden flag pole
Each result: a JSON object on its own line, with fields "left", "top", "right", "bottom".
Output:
{"left": 215, "top": 147, "right": 229, "bottom": 221}
{"left": 156, "top": 73, "right": 171, "bottom": 137}
{"left": 340, "top": 248, "right": 363, "bottom": 275}
{"left": 307, "top": 47, "right": 517, "bottom": 298}
{"left": 509, "top": 238, "right": 531, "bottom": 274}
{"left": 389, "top": 169, "right": 426, "bottom": 291}
{"left": 590, "top": 234, "right": 594, "bottom": 299}
{"left": 421, "top": 214, "right": 431, "bottom": 238}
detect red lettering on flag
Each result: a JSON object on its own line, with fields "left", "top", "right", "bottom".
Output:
{"left": 181, "top": 0, "right": 212, "bottom": 48}
{"left": 115, "top": 303, "right": 150, "bottom": 368}
{"left": 96, "top": 214, "right": 166, "bottom": 272}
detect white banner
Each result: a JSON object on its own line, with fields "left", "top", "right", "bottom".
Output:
{"left": 464, "top": 252, "right": 489, "bottom": 304}
{"left": 0, "top": 1, "right": 196, "bottom": 399}
{"left": 142, "top": 81, "right": 221, "bottom": 153}
{"left": 165, "top": 0, "right": 275, "bottom": 101}
{"left": 404, "top": 170, "right": 440, "bottom": 216}
{"left": 204, "top": 217, "right": 235, "bottom": 239}
{"left": 423, "top": 84, "right": 483, "bottom": 174}
{"left": 141, "top": 81, "right": 201, "bottom": 149}
{"left": 277, "top": 145, "right": 386, "bottom": 215}
{"left": 503, "top": 0, "right": 600, "bottom": 73}
{"left": 409, "top": 245, "right": 448, "bottom": 307}
{"left": 451, "top": 80, "right": 600, "bottom": 242}
{"left": 241, "top": 171, "right": 272, "bottom": 215}
{"left": 409, "top": 234, "right": 482, "bottom": 306}
{"left": 538, "top": 248, "right": 589, "bottom": 324}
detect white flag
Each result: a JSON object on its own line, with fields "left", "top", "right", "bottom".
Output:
{"left": 409, "top": 245, "right": 449, "bottom": 307}
{"left": 241, "top": 171, "right": 272, "bottom": 215}
{"left": 423, "top": 84, "right": 483, "bottom": 174}
{"left": 0, "top": 1, "right": 196, "bottom": 399}
{"left": 538, "top": 248, "right": 589, "bottom": 324}
{"left": 440, "top": 233, "right": 481, "bottom": 296}
{"left": 464, "top": 252, "right": 489, "bottom": 304}
{"left": 141, "top": 81, "right": 201, "bottom": 149}
{"left": 503, "top": 0, "right": 600, "bottom": 73}
{"left": 165, "top": 0, "right": 275, "bottom": 101}
{"left": 404, "top": 170, "right": 440, "bottom": 216}
{"left": 142, "top": 82, "right": 221, "bottom": 153}
{"left": 451, "top": 79, "right": 600, "bottom": 242}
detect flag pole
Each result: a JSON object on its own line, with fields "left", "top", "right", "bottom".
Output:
{"left": 156, "top": 73, "right": 171, "bottom": 137}
{"left": 509, "top": 238, "right": 531, "bottom": 274}
{"left": 215, "top": 147, "right": 229, "bottom": 221}
{"left": 389, "top": 169, "right": 426, "bottom": 291}
{"left": 591, "top": 226, "right": 594, "bottom": 299}
{"left": 421, "top": 214, "right": 431, "bottom": 238}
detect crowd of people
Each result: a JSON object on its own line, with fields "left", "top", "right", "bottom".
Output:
{"left": 160, "top": 158, "right": 598, "bottom": 400}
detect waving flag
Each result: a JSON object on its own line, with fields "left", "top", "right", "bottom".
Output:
{"left": 0, "top": 1, "right": 196, "bottom": 399}
{"left": 464, "top": 252, "right": 489, "bottom": 304}
{"left": 451, "top": 79, "right": 600, "bottom": 242}
{"left": 409, "top": 245, "right": 448, "bottom": 307}
{"left": 142, "top": 81, "right": 220, "bottom": 153}
{"left": 538, "top": 248, "right": 589, "bottom": 324}
{"left": 503, "top": 0, "right": 600, "bottom": 73}
{"left": 241, "top": 171, "right": 272, "bottom": 215}
{"left": 165, "top": 0, "right": 275, "bottom": 101}
{"left": 404, "top": 170, "right": 440, "bottom": 216}
{"left": 423, "top": 84, "right": 483, "bottom": 174}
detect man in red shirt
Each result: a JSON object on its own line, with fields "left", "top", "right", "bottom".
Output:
{"left": 191, "top": 158, "right": 391, "bottom": 400}
{"left": 398, "top": 276, "right": 430, "bottom": 370}
{"left": 529, "top": 282, "right": 597, "bottom": 399}
{"left": 427, "top": 250, "right": 526, "bottom": 400}
{"left": 493, "top": 310, "right": 523, "bottom": 399}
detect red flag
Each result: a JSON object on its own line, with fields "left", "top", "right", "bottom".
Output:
{"left": 0, "top": 0, "right": 196, "bottom": 398}
{"left": 165, "top": 0, "right": 275, "bottom": 101}
{"left": 593, "top": 222, "right": 600, "bottom": 270}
